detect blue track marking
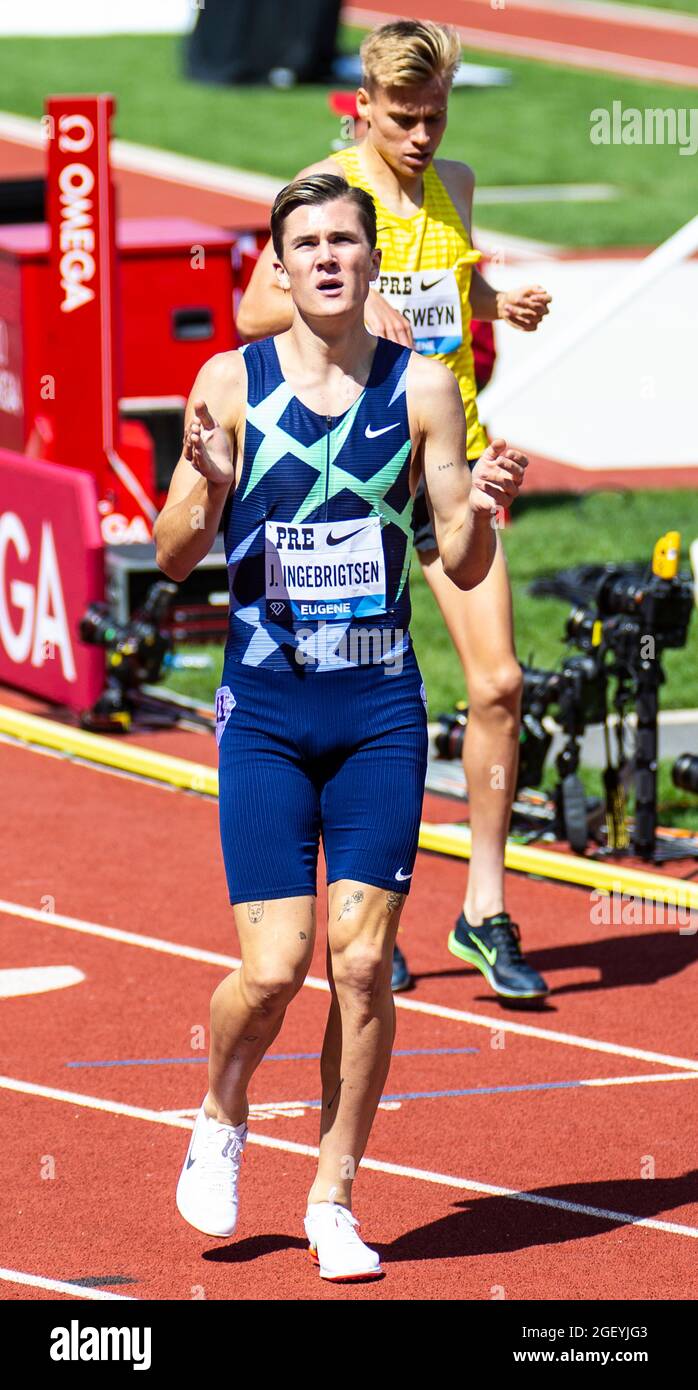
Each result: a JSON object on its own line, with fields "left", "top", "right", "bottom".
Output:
{"left": 290, "top": 1080, "right": 586, "bottom": 1108}
{"left": 65, "top": 1046, "right": 480, "bottom": 1069}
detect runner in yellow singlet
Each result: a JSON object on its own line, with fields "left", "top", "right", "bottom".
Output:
{"left": 330, "top": 142, "right": 488, "bottom": 461}
{"left": 238, "top": 20, "right": 553, "bottom": 1005}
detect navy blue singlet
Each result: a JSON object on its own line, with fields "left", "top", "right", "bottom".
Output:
{"left": 222, "top": 334, "right": 416, "bottom": 672}
{"left": 215, "top": 335, "right": 429, "bottom": 906}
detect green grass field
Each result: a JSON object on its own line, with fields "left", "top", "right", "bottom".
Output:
{"left": 0, "top": 26, "right": 695, "bottom": 246}
{"left": 610, "top": 0, "right": 698, "bottom": 11}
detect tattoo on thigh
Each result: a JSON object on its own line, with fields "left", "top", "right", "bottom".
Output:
{"left": 338, "top": 890, "right": 364, "bottom": 920}
{"left": 242, "top": 1035, "right": 259, "bottom": 1043}
{"left": 247, "top": 901, "right": 264, "bottom": 923}
{"left": 299, "top": 931, "right": 307, "bottom": 940}
{"left": 386, "top": 890, "right": 405, "bottom": 913}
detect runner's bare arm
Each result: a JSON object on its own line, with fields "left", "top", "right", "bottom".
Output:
{"left": 409, "top": 354, "right": 495, "bottom": 590}
{"left": 153, "top": 352, "right": 244, "bottom": 582}
{"left": 438, "top": 160, "right": 551, "bottom": 329}
{"left": 235, "top": 158, "right": 341, "bottom": 339}
{"left": 410, "top": 355, "right": 528, "bottom": 589}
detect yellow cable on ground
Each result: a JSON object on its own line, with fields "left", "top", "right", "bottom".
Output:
{"left": 1, "top": 703, "right": 695, "bottom": 911}
{"left": 419, "top": 823, "right": 697, "bottom": 912}
{"left": 0, "top": 704, "right": 218, "bottom": 797}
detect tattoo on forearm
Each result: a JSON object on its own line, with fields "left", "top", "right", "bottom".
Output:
{"left": 338, "top": 890, "right": 364, "bottom": 920}
{"left": 247, "top": 901, "right": 264, "bottom": 923}
{"left": 386, "top": 890, "right": 404, "bottom": 913}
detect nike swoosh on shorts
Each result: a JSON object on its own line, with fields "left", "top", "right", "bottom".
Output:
{"left": 395, "top": 868, "right": 413, "bottom": 881}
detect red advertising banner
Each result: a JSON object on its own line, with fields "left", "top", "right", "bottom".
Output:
{"left": 0, "top": 449, "right": 104, "bottom": 710}
{"left": 45, "top": 94, "right": 119, "bottom": 500}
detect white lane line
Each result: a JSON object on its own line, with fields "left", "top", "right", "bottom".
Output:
{"left": 345, "top": 6, "right": 698, "bottom": 85}
{"left": 0, "top": 1267, "right": 136, "bottom": 1300}
{"left": 0, "top": 897, "right": 243, "bottom": 972}
{"left": 0, "top": 110, "right": 282, "bottom": 204}
{"left": 462, "top": 0, "right": 698, "bottom": 36}
{"left": 0, "top": 966, "right": 84, "bottom": 998}
{"left": 2, "top": 1075, "right": 696, "bottom": 1240}
{"left": 581, "top": 1072, "right": 698, "bottom": 1087}
{"left": 391, "top": 995, "right": 698, "bottom": 1073}
{"left": 3, "top": 895, "right": 698, "bottom": 1073}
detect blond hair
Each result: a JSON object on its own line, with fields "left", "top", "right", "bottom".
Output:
{"left": 360, "top": 19, "right": 461, "bottom": 93}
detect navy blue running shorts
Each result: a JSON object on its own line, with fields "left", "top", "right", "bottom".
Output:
{"left": 216, "top": 643, "right": 429, "bottom": 905}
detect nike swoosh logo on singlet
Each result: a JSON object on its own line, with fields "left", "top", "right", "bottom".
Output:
{"left": 420, "top": 274, "right": 447, "bottom": 291}
{"left": 327, "top": 525, "right": 370, "bottom": 546}
{"left": 365, "top": 422, "right": 400, "bottom": 439}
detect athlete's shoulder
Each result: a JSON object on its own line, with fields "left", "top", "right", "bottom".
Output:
{"left": 407, "top": 349, "right": 463, "bottom": 411}
{"left": 191, "top": 350, "right": 248, "bottom": 427}
{"left": 432, "top": 158, "right": 475, "bottom": 217}
{"left": 295, "top": 155, "right": 347, "bottom": 180}
{"left": 198, "top": 349, "right": 247, "bottom": 390}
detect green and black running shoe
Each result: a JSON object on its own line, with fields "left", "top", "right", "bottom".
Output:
{"left": 448, "top": 912, "right": 549, "bottom": 999}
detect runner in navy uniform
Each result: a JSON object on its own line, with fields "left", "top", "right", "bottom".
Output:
{"left": 154, "top": 173, "right": 528, "bottom": 1282}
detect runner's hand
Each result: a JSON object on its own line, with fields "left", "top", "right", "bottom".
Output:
{"left": 365, "top": 288, "right": 414, "bottom": 347}
{"left": 469, "top": 438, "right": 528, "bottom": 515}
{"left": 183, "top": 400, "right": 234, "bottom": 485}
{"left": 497, "top": 284, "right": 551, "bottom": 332}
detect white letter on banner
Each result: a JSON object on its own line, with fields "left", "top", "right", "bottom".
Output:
{"left": 0, "top": 512, "right": 34, "bottom": 663}
{"left": 31, "top": 521, "right": 76, "bottom": 680}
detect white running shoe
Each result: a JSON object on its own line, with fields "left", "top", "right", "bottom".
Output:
{"left": 176, "top": 1103, "right": 247, "bottom": 1238}
{"left": 304, "top": 1196, "right": 382, "bottom": 1281}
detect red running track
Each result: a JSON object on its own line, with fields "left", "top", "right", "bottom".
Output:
{"left": 345, "top": 0, "right": 698, "bottom": 84}
{"left": 1, "top": 730, "right": 698, "bottom": 1301}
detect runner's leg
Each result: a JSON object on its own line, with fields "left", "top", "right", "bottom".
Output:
{"left": 308, "top": 880, "right": 406, "bottom": 1207}
{"left": 205, "top": 895, "right": 317, "bottom": 1126}
{"left": 418, "top": 530, "right": 522, "bottom": 923}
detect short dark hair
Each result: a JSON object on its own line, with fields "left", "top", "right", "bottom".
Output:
{"left": 270, "top": 173, "right": 377, "bottom": 259}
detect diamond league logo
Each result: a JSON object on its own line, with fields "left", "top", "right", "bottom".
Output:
{"left": 270, "top": 601, "right": 285, "bottom": 616}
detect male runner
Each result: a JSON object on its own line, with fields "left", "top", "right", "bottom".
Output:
{"left": 154, "top": 173, "right": 528, "bottom": 1279}
{"left": 237, "top": 19, "right": 552, "bottom": 1001}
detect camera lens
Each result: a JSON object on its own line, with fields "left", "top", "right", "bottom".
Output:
{"left": 671, "top": 754, "right": 698, "bottom": 795}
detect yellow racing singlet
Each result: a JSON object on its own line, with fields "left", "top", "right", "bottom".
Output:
{"left": 332, "top": 144, "right": 488, "bottom": 459}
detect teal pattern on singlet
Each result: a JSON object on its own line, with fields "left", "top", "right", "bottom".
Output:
{"left": 222, "top": 335, "right": 417, "bottom": 672}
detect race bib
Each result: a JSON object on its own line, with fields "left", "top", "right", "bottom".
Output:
{"left": 264, "top": 517, "right": 387, "bottom": 622}
{"left": 376, "top": 267, "right": 463, "bottom": 355}
{"left": 215, "top": 685, "right": 236, "bottom": 746}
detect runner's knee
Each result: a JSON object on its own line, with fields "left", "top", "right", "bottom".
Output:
{"left": 331, "top": 938, "right": 390, "bottom": 1003}
{"left": 468, "top": 660, "right": 523, "bottom": 714}
{"left": 240, "top": 960, "right": 304, "bottom": 1016}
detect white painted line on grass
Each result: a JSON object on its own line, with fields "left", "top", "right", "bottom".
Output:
{"left": 3, "top": 895, "right": 698, "bottom": 1072}
{"left": 475, "top": 183, "right": 618, "bottom": 205}
{"left": 0, "top": 1266, "right": 136, "bottom": 1300}
{"left": 2, "top": 1074, "right": 696, "bottom": 1240}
